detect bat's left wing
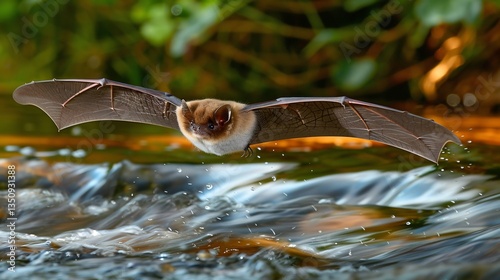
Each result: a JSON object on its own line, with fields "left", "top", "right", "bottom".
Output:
{"left": 13, "top": 78, "right": 182, "bottom": 131}
{"left": 243, "top": 97, "right": 460, "bottom": 163}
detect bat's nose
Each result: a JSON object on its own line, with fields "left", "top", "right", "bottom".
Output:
{"left": 190, "top": 123, "right": 200, "bottom": 132}
{"left": 190, "top": 123, "right": 210, "bottom": 138}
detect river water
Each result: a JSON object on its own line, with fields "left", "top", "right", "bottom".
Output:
{"left": 0, "top": 135, "right": 499, "bottom": 279}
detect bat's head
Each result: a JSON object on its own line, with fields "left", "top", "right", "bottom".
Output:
{"left": 178, "top": 99, "right": 233, "bottom": 140}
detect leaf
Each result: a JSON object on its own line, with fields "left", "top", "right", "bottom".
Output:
{"left": 131, "top": 3, "right": 173, "bottom": 46}
{"left": 333, "top": 59, "right": 376, "bottom": 91}
{"left": 170, "top": 5, "right": 219, "bottom": 57}
{"left": 415, "top": 0, "right": 482, "bottom": 26}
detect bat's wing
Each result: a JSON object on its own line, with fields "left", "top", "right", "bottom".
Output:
{"left": 243, "top": 97, "right": 461, "bottom": 163}
{"left": 13, "top": 78, "right": 182, "bottom": 131}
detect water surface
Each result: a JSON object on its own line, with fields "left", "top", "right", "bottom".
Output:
{"left": 0, "top": 137, "right": 499, "bottom": 279}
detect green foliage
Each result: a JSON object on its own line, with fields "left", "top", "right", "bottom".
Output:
{"left": 1, "top": 0, "right": 499, "bottom": 105}
{"left": 415, "top": 0, "right": 482, "bottom": 26}
{"left": 170, "top": 3, "right": 219, "bottom": 57}
{"left": 333, "top": 59, "right": 376, "bottom": 91}
{"left": 131, "top": 2, "right": 173, "bottom": 46}
{"left": 0, "top": 0, "right": 16, "bottom": 21}
{"left": 343, "top": 0, "right": 381, "bottom": 12}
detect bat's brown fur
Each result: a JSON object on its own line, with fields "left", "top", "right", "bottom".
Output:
{"left": 176, "top": 99, "right": 257, "bottom": 155}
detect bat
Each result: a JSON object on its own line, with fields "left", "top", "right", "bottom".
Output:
{"left": 13, "top": 78, "right": 460, "bottom": 163}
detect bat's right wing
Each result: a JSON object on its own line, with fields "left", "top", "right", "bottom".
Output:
{"left": 13, "top": 78, "right": 182, "bottom": 131}
{"left": 243, "top": 97, "right": 461, "bottom": 163}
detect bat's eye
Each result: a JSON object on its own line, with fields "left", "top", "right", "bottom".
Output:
{"left": 207, "top": 123, "right": 215, "bottom": 130}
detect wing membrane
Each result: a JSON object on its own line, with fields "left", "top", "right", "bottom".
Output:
{"left": 13, "top": 79, "right": 182, "bottom": 130}
{"left": 244, "top": 97, "right": 460, "bottom": 163}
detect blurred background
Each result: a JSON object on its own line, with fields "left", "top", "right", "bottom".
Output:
{"left": 1, "top": 0, "right": 500, "bottom": 146}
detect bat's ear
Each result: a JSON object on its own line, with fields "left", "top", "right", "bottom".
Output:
{"left": 181, "top": 100, "right": 193, "bottom": 120}
{"left": 214, "top": 104, "right": 232, "bottom": 126}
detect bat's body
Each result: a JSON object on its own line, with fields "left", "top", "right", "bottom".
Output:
{"left": 13, "top": 78, "right": 460, "bottom": 163}
{"left": 176, "top": 99, "right": 257, "bottom": 155}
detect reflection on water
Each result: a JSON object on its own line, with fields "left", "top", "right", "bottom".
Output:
{"left": 0, "top": 144, "right": 499, "bottom": 279}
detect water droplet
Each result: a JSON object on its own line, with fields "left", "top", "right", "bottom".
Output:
{"left": 71, "top": 126, "right": 82, "bottom": 136}
{"left": 58, "top": 148, "right": 71, "bottom": 156}
{"left": 271, "top": 176, "right": 277, "bottom": 181}
{"left": 5, "top": 145, "right": 19, "bottom": 152}
{"left": 406, "top": 221, "right": 411, "bottom": 225}
{"left": 177, "top": 168, "right": 182, "bottom": 173}
{"left": 318, "top": 199, "right": 331, "bottom": 204}
{"left": 206, "top": 184, "right": 213, "bottom": 190}
{"left": 205, "top": 206, "right": 211, "bottom": 210}
{"left": 72, "top": 149, "right": 86, "bottom": 158}
{"left": 95, "top": 143, "right": 106, "bottom": 150}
